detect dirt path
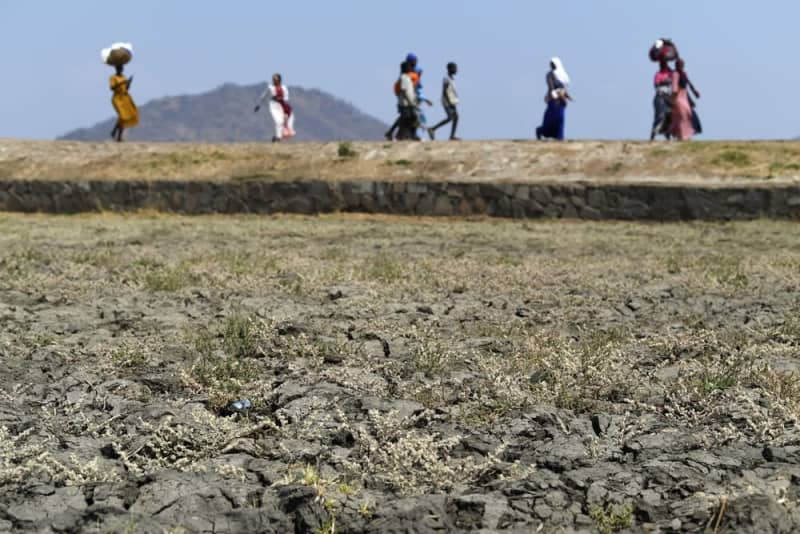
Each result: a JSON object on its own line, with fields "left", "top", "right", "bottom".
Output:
{"left": 1, "top": 213, "right": 799, "bottom": 532}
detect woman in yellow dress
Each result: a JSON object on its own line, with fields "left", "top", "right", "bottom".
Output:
{"left": 109, "top": 65, "right": 138, "bottom": 142}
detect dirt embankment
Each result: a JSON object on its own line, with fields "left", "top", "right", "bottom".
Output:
{"left": 1, "top": 214, "right": 799, "bottom": 532}
{"left": 3, "top": 139, "right": 800, "bottom": 185}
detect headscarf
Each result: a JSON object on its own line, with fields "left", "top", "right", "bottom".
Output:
{"left": 551, "top": 57, "right": 569, "bottom": 86}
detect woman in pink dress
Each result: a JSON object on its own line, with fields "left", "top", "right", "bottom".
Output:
{"left": 670, "top": 59, "right": 695, "bottom": 140}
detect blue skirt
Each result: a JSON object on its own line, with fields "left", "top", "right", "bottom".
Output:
{"left": 537, "top": 100, "right": 566, "bottom": 140}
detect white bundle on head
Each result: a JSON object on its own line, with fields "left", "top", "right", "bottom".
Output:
{"left": 101, "top": 42, "right": 133, "bottom": 65}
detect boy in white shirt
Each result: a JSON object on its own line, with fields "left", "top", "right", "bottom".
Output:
{"left": 427, "top": 62, "right": 460, "bottom": 141}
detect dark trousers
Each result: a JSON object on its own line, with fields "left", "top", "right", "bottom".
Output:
{"left": 396, "top": 106, "right": 419, "bottom": 140}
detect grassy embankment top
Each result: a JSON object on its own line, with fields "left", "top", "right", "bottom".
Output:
{"left": 2, "top": 139, "right": 800, "bottom": 184}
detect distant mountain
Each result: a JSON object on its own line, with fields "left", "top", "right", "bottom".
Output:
{"left": 60, "top": 83, "right": 388, "bottom": 142}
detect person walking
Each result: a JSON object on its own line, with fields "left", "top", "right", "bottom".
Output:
{"left": 536, "top": 58, "right": 571, "bottom": 141}
{"left": 255, "top": 73, "right": 296, "bottom": 142}
{"left": 386, "top": 53, "right": 422, "bottom": 140}
{"left": 396, "top": 61, "right": 419, "bottom": 140}
{"left": 109, "top": 64, "right": 138, "bottom": 142}
{"left": 679, "top": 61, "right": 703, "bottom": 135}
{"left": 669, "top": 59, "right": 695, "bottom": 140}
{"left": 650, "top": 59, "right": 674, "bottom": 140}
{"left": 428, "top": 62, "right": 460, "bottom": 141}
{"left": 414, "top": 68, "right": 434, "bottom": 138}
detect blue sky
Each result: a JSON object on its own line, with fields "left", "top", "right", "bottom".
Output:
{"left": 1, "top": 1, "right": 796, "bottom": 140}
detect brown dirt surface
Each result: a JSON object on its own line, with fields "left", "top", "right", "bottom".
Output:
{"left": 3, "top": 139, "right": 800, "bottom": 185}
{"left": 1, "top": 213, "right": 799, "bottom": 532}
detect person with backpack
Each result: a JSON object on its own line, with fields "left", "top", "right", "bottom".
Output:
{"left": 386, "top": 53, "right": 422, "bottom": 140}
{"left": 427, "top": 62, "right": 460, "bottom": 141}
{"left": 395, "top": 61, "right": 419, "bottom": 140}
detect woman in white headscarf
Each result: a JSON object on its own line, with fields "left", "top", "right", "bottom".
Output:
{"left": 536, "top": 57, "right": 572, "bottom": 141}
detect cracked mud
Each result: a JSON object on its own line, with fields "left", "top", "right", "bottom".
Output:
{"left": 1, "top": 214, "right": 799, "bottom": 533}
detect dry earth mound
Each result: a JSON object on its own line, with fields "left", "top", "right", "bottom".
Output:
{"left": 3, "top": 139, "right": 800, "bottom": 184}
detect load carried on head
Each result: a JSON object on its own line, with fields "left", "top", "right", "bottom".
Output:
{"left": 648, "top": 37, "right": 702, "bottom": 141}
{"left": 102, "top": 42, "right": 138, "bottom": 141}
{"left": 102, "top": 42, "right": 133, "bottom": 67}
{"left": 649, "top": 38, "right": 679, "bottom": 63}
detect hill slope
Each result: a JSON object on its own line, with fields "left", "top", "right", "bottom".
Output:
{"left": 60, "top": 83, "right": 388, "bottom": 142}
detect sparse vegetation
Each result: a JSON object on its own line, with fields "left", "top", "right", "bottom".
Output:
{"left": 769, "top": 161, "right": 800, "bottom": 175}
{"left": 133, "top": 259, "right": 199, "bottom": 292}
{"left": 182, "top": 317, "right": 267, "bottom": 410}
{"left": 590, "top": 503, "right": 634, "bottom": 534}
{"left": 222, "top": 313, "right": 262, "bottom": 358}
{"left": 363, "top": 254, "right": 403, "bottom": 282}
{"left": 337, "top": 141, "right": 358, "bottom": 159}
{"left": 711, "top": 149, "right": 751, "bottom": 167}
{"left": 2, "top": 214, "right": 800, "bottom": 531}
{"left": 702, "top": 254, "right": 749, "bottom": 289}
{"left": 7, "top": 139, "right": 800, "bottom": 182}
{"left": 111, "top": 342, "right": 149, "bottom": 368}
{"left": 410, "top": 326, "right": 459, "bottom": 377}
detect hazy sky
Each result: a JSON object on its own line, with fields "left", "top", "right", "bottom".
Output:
{"left": 1, "top": 1, "right": 797, "bottom": 141}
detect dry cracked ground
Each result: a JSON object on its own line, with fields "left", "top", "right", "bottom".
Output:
{"left": 1, "top": 213, "right": 799, "bottom": 533}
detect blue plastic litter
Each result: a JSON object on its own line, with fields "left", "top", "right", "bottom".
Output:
{"left": 230, "top": 399, "right": 252, "bottom": 412}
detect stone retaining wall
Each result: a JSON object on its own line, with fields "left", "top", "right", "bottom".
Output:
{"left": 1, "top": 179, "right": 799, "bottom": 220}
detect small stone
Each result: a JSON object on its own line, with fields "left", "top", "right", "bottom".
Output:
{"left": 50, "top": 511, "right": 83, "bottom": 532}
{"left": 545, "top": 491, "right": 567, "bottom": 509}
{"left": 277, "top": 322, "right": 305, "bottom": 336}
{"left": 626, "top": 297, "right": 645, "bottom": 312}
{"left": 223, "top": 438, "right": 260, "bottom": 457}
{"left": 533, "top": 503, "right": 553, "bottom": 519}
{"left": 641, "top": 489, "right": 662, "bottom": 508}
{"left": 276, "top": 484, "right": 317, "bottom": 513}
{"left": 417, "top": 305, "right": 434, "bottom": 315}
{"left": 30, "top": 485, "right": 56, "bottom": 496}
{"left": 622, "top": 441, "right": 642, "bottom": 457}
{"left": 763, "top": 446, "right": 789, "bottom": 463}
{"left": 327, "top": 288, "right": 344, "bottom": 301}
{"left": 586, "top": 482, "right": 608, "bottom": 506}
{"left": 323, "top": 353, "right": 344, "bottom": 365}
{"left": 462, "top": 435, "right": 501, "bottom": 456}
